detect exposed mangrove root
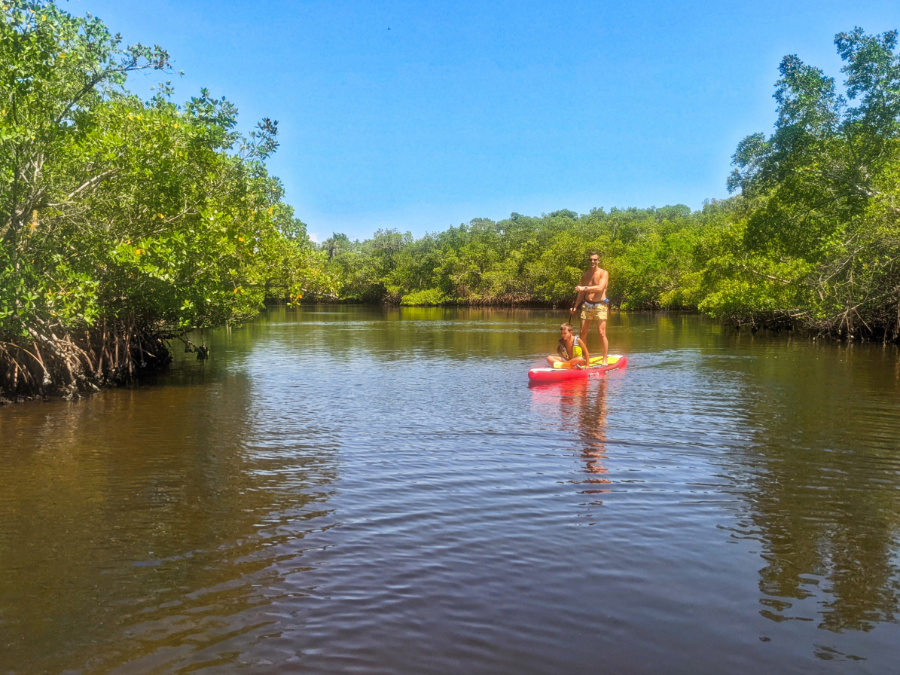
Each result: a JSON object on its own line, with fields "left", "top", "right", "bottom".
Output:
{"left": 724, "top": 303, "right": 900, "bottom": 343}
{"left": 177, "top": 335, "right": 209, "bottom": 360}
{"left": 0, "top": 322, "right": 173, "bottom": 403}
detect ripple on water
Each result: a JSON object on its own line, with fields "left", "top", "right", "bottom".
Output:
{"left": 1, "top": 309, "right": 899, "bottom": 672}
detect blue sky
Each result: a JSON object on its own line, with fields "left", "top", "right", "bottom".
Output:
{"left": 71, "top": 0, "right": 900, "bottom": 242}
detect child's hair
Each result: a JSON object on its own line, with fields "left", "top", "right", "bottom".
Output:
{"left": 560, "top": 322, "right": 573, "bottom": 332}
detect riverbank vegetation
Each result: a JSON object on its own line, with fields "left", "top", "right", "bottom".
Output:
{"left": 316, "top": 28, "right": 900, "bottom": 344}
{"left": 3, "top": 6, "right": 899, "bottom": 402}
{"left": 0, "top": 1, "right": 331, "bottom": 400}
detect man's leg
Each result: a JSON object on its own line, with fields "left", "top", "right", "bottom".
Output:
{"left": 597, "top": 320, "right": 608, "bottom": 364}
{"left": 580, "top": 318, "right": 592, "bottom": 351}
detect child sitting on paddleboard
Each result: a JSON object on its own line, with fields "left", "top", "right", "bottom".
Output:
{"left": 546, "top": 322, "right": 590, "bottom": 368}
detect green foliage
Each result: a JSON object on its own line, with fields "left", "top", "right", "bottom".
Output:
{"left": 7, "top": 0, "right": 895, "bottom": 394}
{"left": 400, "top": 288, "right": 450, "bottom": 306}
{"left": 722, "top": 27, "right": 900, "bottom": 336}
{"left": 322, "top": 206, "right": 705, "bottom": 309}
{"left": 0, "top": 1, "right": 322, "bottom": 396}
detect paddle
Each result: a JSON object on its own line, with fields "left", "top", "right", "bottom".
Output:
{"left": 567, "top": 291, "right": 584, "bottom": 367}
{"left": 568, "top": 291, "right": 582, "bottom": 325}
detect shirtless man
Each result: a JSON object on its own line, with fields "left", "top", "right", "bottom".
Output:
{"left": 569, "top": 251, "right": 610, "bottom": 365}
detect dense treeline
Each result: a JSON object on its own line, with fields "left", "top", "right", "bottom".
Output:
{"left": 0, "top": 1, "right": 332, "bottom": 400}
{"left": 318, "top": 205, "right": 707, "bottom": 310}
{"left": 4, "top": 8, "right": 899, "bottom": 401}
{"left": 318, "top": 28, "right": 900, "bottom": 343}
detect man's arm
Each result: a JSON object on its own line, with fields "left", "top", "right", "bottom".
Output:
{"left": 570, "top": 289, "right": 585, "bottom": 314}
{"left": 571, "top": 271, "right": 593, "bottom": 312}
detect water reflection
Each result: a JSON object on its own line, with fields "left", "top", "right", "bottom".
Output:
{"left": 711, "top": 342, "right": 900, "bottom": 637}
{"left": 2, "top": 308, "right": 900, "bottom": 672}
{"left": 0, "top": 358, "right": 340, "bottom": 672}
{"left": 742, "top": 405, "right": 900, "bottom": 632}
{"left": 530, "top": 378, "right": 612, "bottom": 499}
{"left": 277, "top": 305, "right": 563, "bottom": 362}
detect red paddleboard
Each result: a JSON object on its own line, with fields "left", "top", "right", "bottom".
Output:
{"left": 528, "top": 355, "right": 627, "bottom": 382}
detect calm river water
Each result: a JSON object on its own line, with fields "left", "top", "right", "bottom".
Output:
{"left": 2, "top": 307, "right": 900, "bottom": 673}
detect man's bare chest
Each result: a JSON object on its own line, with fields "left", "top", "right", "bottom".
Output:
{"left": 583, "top": 270, "right": 603, "bottom": 285}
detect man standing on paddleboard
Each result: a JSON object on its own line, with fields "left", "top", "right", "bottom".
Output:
{"left": 570, "top": 251, "right": 610, "bottom": 365}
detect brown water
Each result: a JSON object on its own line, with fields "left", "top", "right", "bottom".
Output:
{"left": 1, "top": 307, "right": 899, "bottom": 673}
